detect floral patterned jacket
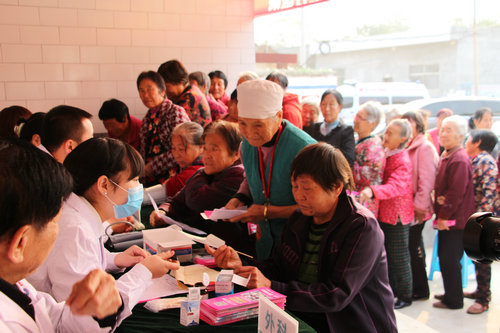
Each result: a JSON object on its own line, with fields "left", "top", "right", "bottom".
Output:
{"left": 471, "top": 151, "right": 498, "bottom": 212}
{"left": 353, "top": 135, "right": 385, "bottom": 217}
{"left": 140, "top": 99, "right": 190, "bottom": 183}
{"left": 172, "top": 84, "right": 212, "bottom": 127}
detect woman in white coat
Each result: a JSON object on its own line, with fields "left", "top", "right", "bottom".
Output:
{"left": 0, "top": 139, "right": 123, "bottom": 332}
{"left": 27, "top": 137, "right": 179, "bottom": 330}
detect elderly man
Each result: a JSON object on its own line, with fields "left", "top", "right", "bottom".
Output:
{"left": 227, "top": 80, "right": 316, "bottom": 260}
{"left": 98, "top": 99, "right": 142, "bottom": 151}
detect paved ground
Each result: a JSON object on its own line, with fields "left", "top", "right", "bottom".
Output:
{"left": 396, "top": 224, "right": 500, "bottom": 333}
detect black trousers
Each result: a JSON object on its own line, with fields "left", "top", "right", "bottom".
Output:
{"left": 409, "top": 221, "right": 429, "bottom": 298}
{"left": 438, "top": 229, "right": 464, "bottom": 308}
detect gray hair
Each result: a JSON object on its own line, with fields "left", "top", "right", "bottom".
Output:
{"left": 238, "top": 71, "right": 259, "bottom": 82}
{"left": 188, "top": 71, "right": 210, "bottom": 95}
{"left": 442, "top": 115, "right": 468, "bottom": 137}
{"left": 388, "top": 118, "right": 412, "bottom": 148}
{"left": 385, "top": 106, "right": 404, "bottom": 124}
{"left": 172, "top": 121, "right": 203, "bottom": 146}
{"left": 359, "top": 101, "right": 384, "bottom": 127}
{"left": 301, "top": 96, "right": 320, "bottom": 116}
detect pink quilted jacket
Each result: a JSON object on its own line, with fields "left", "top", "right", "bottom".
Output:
{"left": 371, "top": 149, "right": 414, "bottom": 225}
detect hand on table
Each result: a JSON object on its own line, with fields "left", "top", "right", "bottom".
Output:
{"left": 141, "top": 250, "right": 180, "bottom": 278}
{"left": 114, "top": 245, "right": 150, "bottom": 268}
{"left": 235, "top": 266, "right": 271, "bottom": 289}
{"left": 66, "top": 269, "right": 122, "bottom": 319}
{"left": 205, "top": 244, "right": 242, "bottom": 269}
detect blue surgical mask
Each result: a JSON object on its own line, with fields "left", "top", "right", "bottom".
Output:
{"left": 105, "top": 180, "right": 144, "bottom": 219}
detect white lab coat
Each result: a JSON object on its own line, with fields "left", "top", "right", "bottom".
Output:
{"left": 27, "top": 193, "right": 152, "bottom": 331}
{"left": 0, "top": 279, "right": 104, "bottom": 332}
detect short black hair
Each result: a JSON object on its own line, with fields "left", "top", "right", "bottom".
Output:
{"left": 158, "top": 60, "right": 188, "bottom": 85}
{"left": 136, "top": 71, "right": 166, "bottom": 92}
{"left": 41, "top": 105, "right": 92, "bottom": 154}
{"left": 98, "top": 99, "right": 130, "bottom": 123}
{"left": 266, "top": 71, "right": 288, "bottom": 89}
{"left": 291, "top": 142, "right": 354, "bottom": 192}
{"left": 20, "top": 112, "right": 45, "bottom": 142}
{"left": 402, "top": 110, "right": 426, "bottom": 134}
{"left": 321, "top": 89, "right": 344, "bottom": 106}
{"left": 470, "top": 129, "right": 498, "bottom": 154}
{"left": 208, "top": 70, "right": 228, "bottom": 88}
{"left": 202, "top": 120, "right": 242, "bottom": 155}
{"left": 0, "top": 138, "right": 73, "bottom": 240}
{"left": 64, "top": 137, "right": 144, "bottom": 196}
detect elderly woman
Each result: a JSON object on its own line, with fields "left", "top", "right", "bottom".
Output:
{"left": 225, "top": 80, "right": 316, "bottom": 260}
{"left": 208, "top": 70, "right": 230, "bottom": 106}
{"left": 137, "top": 71, "right": 190, "bottom": 185}
{"left": 150, "top": 120, "right": 254, "bottom": 255}
{"left": 352, "top": 101, "right": 385, "bottom": 217}
{"left": 158, "top": 60, "right": 211, "bottom": 127}
{"left": 28, "top": 138, "right": 179, "bottom": 329}
{"left": 433, "top": 115, "right": 475, "bottom": 310}
{"left": 402, "top": 111, "right": 439, "bottom": 301}
{"left": 464, "top": 129, "right": 498, "bottom": 314}
{"left": 469, "top": 107, "right": 493, "bottom": 131}
{"left": 189, "top": 71, "right": 228, "bottom": 121}
{"left": 237, "top": 71, "right": 259, "bottom": 85}
{"left": 360, "top": 119, "right": 414, "bottom": 309}
{"left": 300, "top": 96, "right": 320, "bottom": 133}
{"left": 429, "top": 108, "right": 453, "bottom": 155}
{"left": 266, "top": 71, "right": 303, "bottom": 129}
{"left": 206, "top": 143, "right": 397, "bottom": 332}
{"left": 305, "top": 89, "right": 355, "bottom": 166}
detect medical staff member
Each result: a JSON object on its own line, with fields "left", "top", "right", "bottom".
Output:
{"left": 28, "top": 138, "right": 179, "bottom": 329}
{"left": 226, "top": 80, "right": 316, "bottom": 260}
{"left": 0, "top": 138, "right": 123, "bottom": 332}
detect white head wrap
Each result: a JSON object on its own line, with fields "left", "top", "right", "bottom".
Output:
{"left": 237, "top": 80, "right": 283, "bottom": 119}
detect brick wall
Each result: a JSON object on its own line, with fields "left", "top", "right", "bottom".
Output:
{"left": 0, "top": 0, "right": 255, "bottom": 132}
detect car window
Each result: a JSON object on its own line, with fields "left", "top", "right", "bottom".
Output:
{"left": 359, "top": 96, "right": 389, "bottom": 104}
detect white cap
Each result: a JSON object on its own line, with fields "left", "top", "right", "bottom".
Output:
{"left": 237, "top": 80, "right": 283, "bottom": 119}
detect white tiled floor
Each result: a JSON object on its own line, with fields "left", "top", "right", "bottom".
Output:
{"left": 396, "top": 225, "right": 500, "bottom": 333}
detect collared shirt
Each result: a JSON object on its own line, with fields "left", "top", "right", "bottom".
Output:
{"left": 319, "top": 120, "right": 340, "bottom": 136}
{"left": 0, "top": 278, "right": 34, "bottom": 321}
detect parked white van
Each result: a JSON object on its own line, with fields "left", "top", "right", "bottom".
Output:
{"left": 336, "top": 82, "right": 430, "bottom": 124}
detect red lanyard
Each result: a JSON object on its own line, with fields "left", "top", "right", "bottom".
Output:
{"left": 258, "top": 125, "right": 283, "bottom": 201}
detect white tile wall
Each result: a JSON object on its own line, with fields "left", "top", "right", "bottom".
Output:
{"left": 0, "top": 0, "right": 255, "bottom": 130}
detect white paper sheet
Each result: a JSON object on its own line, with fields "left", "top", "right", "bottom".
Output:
{"left": 147, "top": 193, "right": 206, "bottom": 235}
{"left": 201, "top": 207, "right": 248, "bottom": 221}
{"left": 139, "top": 274, "right": 187, "bottom": 302}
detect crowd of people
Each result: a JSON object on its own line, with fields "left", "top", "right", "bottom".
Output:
{"left": 0, "top": 62, "right": 498, "bottom": 331}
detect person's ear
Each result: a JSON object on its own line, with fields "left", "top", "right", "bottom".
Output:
{"left": 31, "top": 133, "right": 41, "bottom": 146}
{"left": 7, "top": 225, "right": 31, "bottom": 264}
{"left": 276, "top": 110, "right": 283, "bottom": 122}
{"left": 333, "top": 183, "right": 344, "bottom": 196}
{"left": 96, "top": 175, "right": 111, "bottom": 196}
{"left": 63, "top": 139, "right": 77, "bottom": 154}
